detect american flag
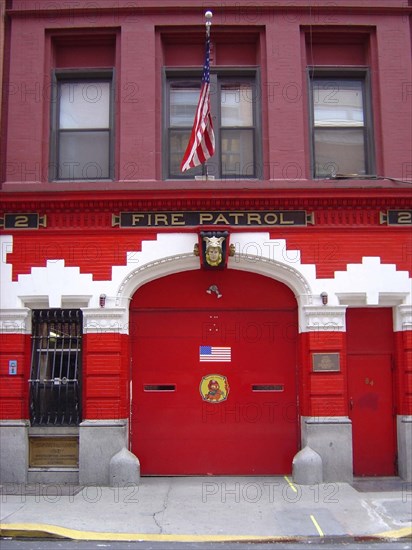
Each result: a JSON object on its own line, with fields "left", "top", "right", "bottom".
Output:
{"left": 199, "top": 346, "right": 231, "bottom": 362}
{"left": 180, "top": 34, "right": 215, "bottom": 172}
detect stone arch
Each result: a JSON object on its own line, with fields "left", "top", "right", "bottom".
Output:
{"left": 116, "top": 250, "right": 313, "bottom": 308}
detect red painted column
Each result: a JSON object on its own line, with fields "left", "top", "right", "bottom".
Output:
{"left": 299, "top": 331, "right": 347, "bottom": 417}
{"left": 0, "top": 333, "right": 31, "bottom": 419}
{"left": 82, "top": 332, "right": 129, "bottom": 420}
{"left": 395, "top": 330, "right": 412, "bottom": 415}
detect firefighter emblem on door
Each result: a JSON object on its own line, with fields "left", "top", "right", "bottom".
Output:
{"left": 200, "top": 375, "right": 229, "bottom": 403}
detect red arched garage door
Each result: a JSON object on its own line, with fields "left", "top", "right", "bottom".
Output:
{"left": 129, "top": 269, "right": 299, "bottom": 475}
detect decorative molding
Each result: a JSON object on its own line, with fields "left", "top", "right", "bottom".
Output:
{"left": 0, "top": 309, "right": 31, "bottom": 333}
{"left": 116, "top": 253, "right": 199, "bottom": 307}
{"left": 396, "top": 305, "right": 412, "bottom": 332}
{"left": 302, "top": 416, "right": 352, "bottom": 425}
{"left": 302, "top": 306, "right": 347, "bottom": 332}
{"left": 1, "top": 192, "right": 411, "bottom": 230}
{"left": 82, "top": 308, "right": 128, "bottom": 334}
{"left": 337, "top": 292, "right": 409, "bottom": 307}
{"left": 18, "top": 296, "right": 49, "bottom": 309}
{"left": 115, "top": 250, "right": 314, "bottom": 310}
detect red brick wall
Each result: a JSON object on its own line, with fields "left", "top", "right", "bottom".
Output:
{"left": 299, "top": 332, "right": 347, "bottom": 417}
{"left": 5, "top": 228, "right": 411, "bottom": 281}
{"left": 0, "top": 333, "right": 30, "bottom": 419}
{"left": 1, "top": 328, "right": 410, "bottom": 421}
{"left": 82, "top": 333, "right": 129, "bottom": 420}
{"left": 395, "top": 330, "right": 412, "bottom": 415}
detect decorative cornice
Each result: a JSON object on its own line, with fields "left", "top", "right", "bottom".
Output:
{"left": 0, "top": 309, "right": 31, "bottom": 333}
{"left": 0, "top": 189, "right": 411, "bottom": 230}
{"left": 396, "top": 305, "right": 412, "bottom": 331}
{"left": 302, "top": 306, "right": 347, "bottom": 332}
{"left": 6, "top": 1, "right": 410, "bottom": 19}
{"left": 82, "top": 308, "right": 128, "bottom": 333}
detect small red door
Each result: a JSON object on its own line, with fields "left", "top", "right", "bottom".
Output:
{"left": 347, "top": 309, "right": 396, "bottom": 476}
{"left": 129, "top": 270, "right": 299, "bottom": 475}
{"left": 347, "top": 354, "right": 396, "bottom": 475}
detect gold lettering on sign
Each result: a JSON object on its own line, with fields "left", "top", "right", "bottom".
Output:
{"left": 199, "top": 213, "right": 214, "bottom": 224}
{"left": 280, "top": 213, "right": 294, "bottom": 225}
{"left": 131, "top": 214, "right": 145, "bottom": 226}
{"left": 2, "top": 213, "right": 45, "bottom": 229}
{"left": 397, "top": 211, "right": 412, "bottom": 224}
{"left": 154, "top": 213, "right": 168, "bottom": 225}
{"left": 14, "top": 215, "right": 30, "bottom": 228}
{"left": 171, "top": 213, "right": 185, "bottom": 225}
{"left": 381, "top": 210, "right": 412, "bottom": 226}
{"left": 247, "top": 213, "right": 262, "bottom": 224}
{"left": 213, "top": 213, "right": 231, "bottom": 224}
{"left": 115, "top": 210, "right": 311, "bottom": 227}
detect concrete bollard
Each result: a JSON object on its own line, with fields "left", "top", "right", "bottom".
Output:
{"left": 292, "top": 445, "right": 323, "bottom": 485}
{"left": 109, "top": 447, "right": 140, "bottom": 486}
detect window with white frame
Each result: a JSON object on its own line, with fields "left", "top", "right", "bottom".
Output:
{"left": 50, "top": 71, "right": 114, "bottom": 181}
{"left": 309, "top": 70, "right": 375, "bottom": 178}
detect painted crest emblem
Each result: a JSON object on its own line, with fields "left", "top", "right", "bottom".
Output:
{"left": 200, "top": 374, "right": 229, "bottom": 403}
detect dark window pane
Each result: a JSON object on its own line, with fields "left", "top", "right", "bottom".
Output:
{"left": 58, "top": 131, "right": 110, "bottom": 179}
{"left": 314, "top": 128, "right": 366, "bottom": 177}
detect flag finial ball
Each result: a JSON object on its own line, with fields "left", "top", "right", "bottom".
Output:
{"left": 205, "top": 10, "right": 213, "bottom": 20}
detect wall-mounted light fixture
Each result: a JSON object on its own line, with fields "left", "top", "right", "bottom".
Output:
{"left": 320, "top": 292, "right": 328, "bottom": 305}
{"left": 99, "top": 294, "right": 107, "bottom": 308}
{"left": 206, "top": 285, "right": 222, "bottom": 299}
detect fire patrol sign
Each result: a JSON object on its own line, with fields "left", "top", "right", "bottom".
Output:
{"left": 112, "top": 210, "right": 313, "bottom": 227}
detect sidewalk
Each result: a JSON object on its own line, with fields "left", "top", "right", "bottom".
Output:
{"left": 1, "top": 477, "right": 411, "bottom": 542}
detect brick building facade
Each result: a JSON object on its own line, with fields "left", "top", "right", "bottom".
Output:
{"left": 0, "top": 0, "right": 411, "bottom": 484}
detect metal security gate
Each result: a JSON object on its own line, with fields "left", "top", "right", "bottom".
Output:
{"left": 29, "top": 309, "right": 82, "bottom": 426}
{"left": 130, "top": 270, "right": 299, "bottom": 475}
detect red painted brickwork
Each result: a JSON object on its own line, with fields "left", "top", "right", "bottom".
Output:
{"left": 299, "top": 332, "right": 347, "bottom": 417}
{"left": 272, "top": 228, "right": 412, "bottom": 279}
{"left": 6, "top": 233, "right": 157, "bottom": 281}
{"left": 0, "top": 334, "right": 30, "bottom": 419}
{"left": 1, "top": 328, "right": 410, "bottom": 422}
{"left": 82, "top": 333, "right": 129, "bottom": 420}
{"left": 2, "top": 2, "right": 411, "bottom": 187}
{"left": 395, "top": 330, "right": 412, "bottom": 415}
{"left": 4, "top": 227, "right": 411, "bottom": 281}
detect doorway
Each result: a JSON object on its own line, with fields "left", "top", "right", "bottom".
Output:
{"left": 129, "top": 269, "right": 299, "bottom": 475}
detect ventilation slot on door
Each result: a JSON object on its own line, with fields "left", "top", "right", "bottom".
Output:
{"left": 252, "top": 384, "right": 284, "bottom": 392}
{"left": 144, "top": 384, "right": 176, "bottom": 392}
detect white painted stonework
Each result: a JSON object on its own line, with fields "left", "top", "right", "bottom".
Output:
{"left": 1, "top": 233, "right": 411, "bottom": 334}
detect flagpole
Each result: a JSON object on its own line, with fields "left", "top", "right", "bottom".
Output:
{"left": 204, "top": 10, "right": 212, "bottom": 180}
{"left": 180, "top": 9, "right": 215, "bottom": 177}
{"left": 205, "top": 9, "right": 212, "bottom": 37}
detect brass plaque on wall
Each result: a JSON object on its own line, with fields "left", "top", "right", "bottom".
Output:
{"left": 312, "top": 353, "right": 340, "bottom": 372}
{"left": 29, "top": 437, "right": 79, "bottom": 467}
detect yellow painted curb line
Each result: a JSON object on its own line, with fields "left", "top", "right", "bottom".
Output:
{"left": 374, "top": 526, "right": 412, "bottom": 540}
{"left": 1, "top": 522, "right": 411, "bottom": 542}
{"left": 0, "top": 523, "right": 298, "bottom": 542}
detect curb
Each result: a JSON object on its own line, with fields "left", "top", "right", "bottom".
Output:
{"left": 1, "top": 523, "right": 411, "bottom": 542}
